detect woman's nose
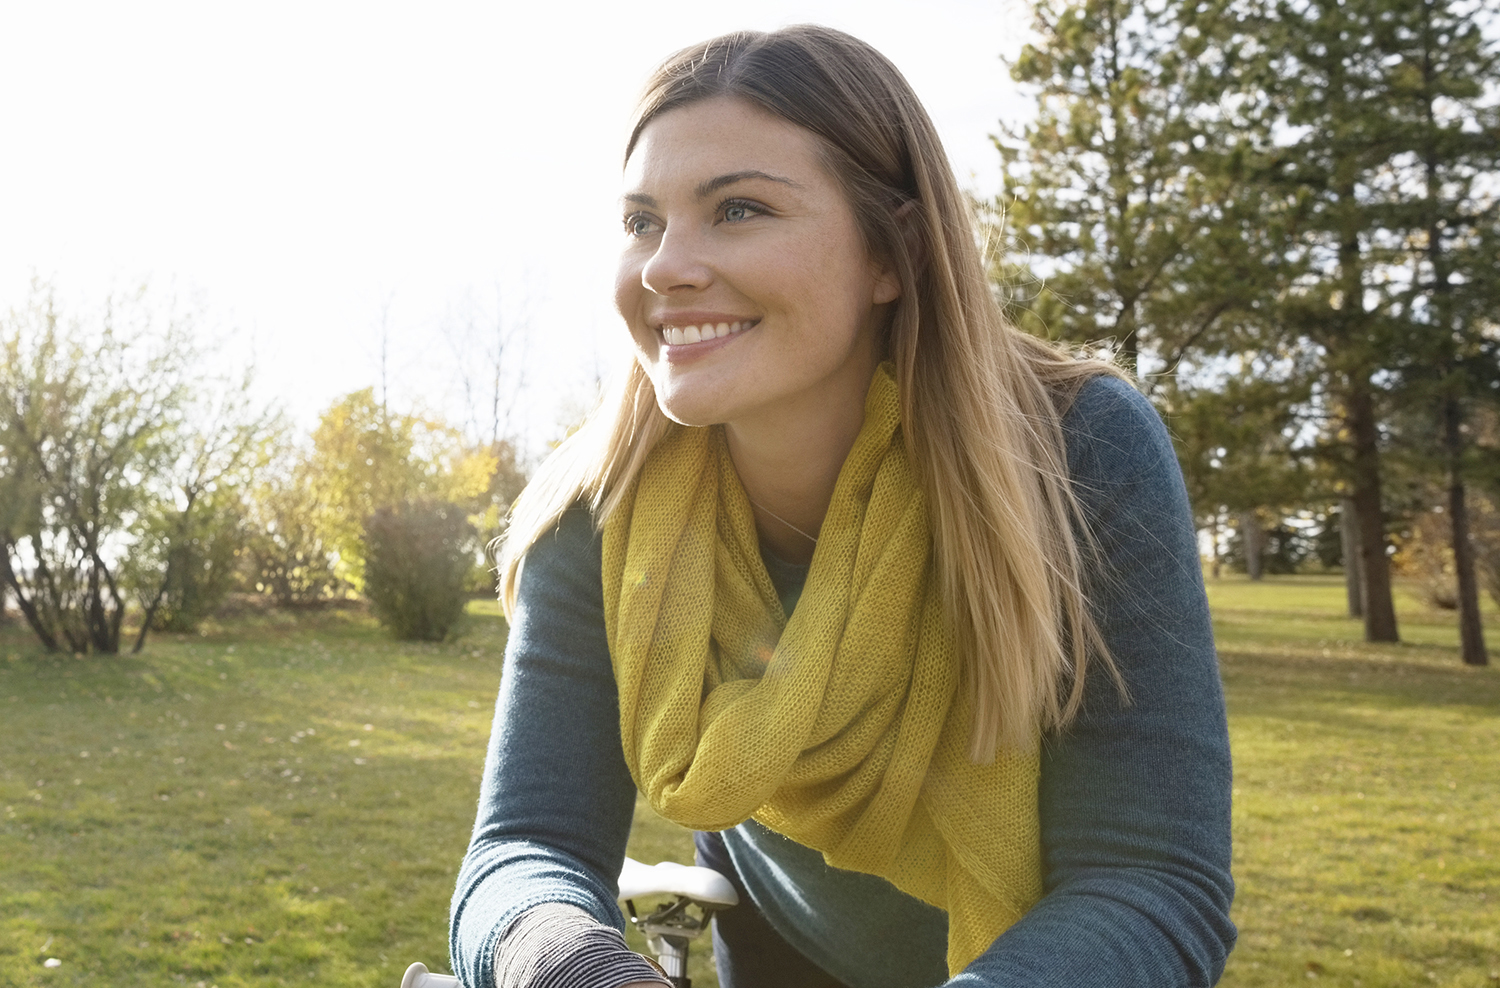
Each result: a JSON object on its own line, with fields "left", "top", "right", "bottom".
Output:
{"left": 640, "top": 224, "right": 713, "bottom": 295}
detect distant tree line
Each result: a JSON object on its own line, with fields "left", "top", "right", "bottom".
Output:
{"left": 0, "top": 284, "right": 527, "bottom": 652}
{"left": 995, "top": 0, "right": 1499, "bottom": 664}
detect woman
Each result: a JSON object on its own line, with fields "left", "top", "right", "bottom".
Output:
{"left": 451, "top": 25, "right": 1235, "bottom": 988}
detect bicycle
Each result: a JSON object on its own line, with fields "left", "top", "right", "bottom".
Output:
{"left": 400, "top": 856, "right": 738, "bottom": 988}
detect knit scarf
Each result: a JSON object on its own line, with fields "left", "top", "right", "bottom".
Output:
{"left": 601, "top": 365, "right": 1042, "bottom": 975}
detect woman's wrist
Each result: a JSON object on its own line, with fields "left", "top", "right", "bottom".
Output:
{"left": 494, "top": 902, "right": 671, "bottom": 988}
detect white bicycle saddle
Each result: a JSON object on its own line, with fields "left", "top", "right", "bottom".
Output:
{"left": 617, "top": 856, "right": 739, "bottom": 909}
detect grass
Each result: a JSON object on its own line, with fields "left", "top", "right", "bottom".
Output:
{"left": 1, "top": 578, "right": 1496, "bottom": 987}
{"left": 1210, "top": 574, "right": 1499, "bottom": 987}
{"left": 0, "top": 604, "right": 505, "bottom": 988}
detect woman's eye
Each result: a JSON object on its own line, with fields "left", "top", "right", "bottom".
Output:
{"left": 624, "top": 214, "right": 658, "bottom": 237}
{"left": 720, "top": 199, "right": 761, "bottom": 224}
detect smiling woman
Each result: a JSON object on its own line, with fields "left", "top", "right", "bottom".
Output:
{"left": 452, "top": 24, "right": 1236, "bottom": 988}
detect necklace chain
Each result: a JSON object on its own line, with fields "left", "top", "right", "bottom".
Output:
{"left": 747, "top": 498, "right": 819, "bottom": 546}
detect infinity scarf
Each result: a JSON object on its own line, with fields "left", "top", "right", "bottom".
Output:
{"left": 601, "top": 366, "right": 1042, "bottom": 974}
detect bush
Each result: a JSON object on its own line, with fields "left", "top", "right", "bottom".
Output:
{"left": 1394, "top": 490, "right": 1500, "bottom": 611}
{"left": 362, "top": 500, "right": 476, "bottom": 641}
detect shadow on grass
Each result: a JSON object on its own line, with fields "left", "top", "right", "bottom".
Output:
{"left": 1219, "top": 639, "right": 1500, "bottom": 723}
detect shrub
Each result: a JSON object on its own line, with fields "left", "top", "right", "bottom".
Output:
{"left": 1394, "top": 490, "right": 1500, "bottom": 611}
{"left": 362, "top": 500, "right": 476, "bottom": 641}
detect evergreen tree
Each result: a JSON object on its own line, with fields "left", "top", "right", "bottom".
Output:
{"left": 1237, "top": 0, "right": 1500, "bottom": 646}
{"left": 1379, "top": 0, "right": 1500, "bottom": 665}
{"left": 996, "top": 0, "right": 1272, "bottom": 379}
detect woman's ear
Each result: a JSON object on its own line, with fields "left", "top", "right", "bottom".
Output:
{"left": 873, "top": 200, "right": 924, "bottom": 304}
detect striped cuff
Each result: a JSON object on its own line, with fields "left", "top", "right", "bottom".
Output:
{"left": 495, "top": 902, "right": 672, "bottom": 988}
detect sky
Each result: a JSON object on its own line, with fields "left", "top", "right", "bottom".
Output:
{"left": 1, "top": 0, "right": 1035, "bottom": 454}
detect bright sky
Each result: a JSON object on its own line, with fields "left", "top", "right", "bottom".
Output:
{"left": 1, "top": 0, "right": 1034, "bottom": 453}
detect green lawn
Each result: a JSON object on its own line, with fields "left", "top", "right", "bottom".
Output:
{"left": 1210, "top": 575, "right": 1499, "bottom": 987}
{"left": 1, "top": 578, "right": 1496, "bottom": 987}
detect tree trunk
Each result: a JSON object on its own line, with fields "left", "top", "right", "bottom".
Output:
{"left": 1340, "top": 497, "right": 1364, "bottom": 618}
{"left": 1210, "top": 512, "right": 1223, "bottom": 579}
{"left": 1444, "top": 398, "right": 1488, "bottom": 666}
{"left": 1241, "top": 510, "right": 1264, "bottom": 581}
{"left": 1345, "top": 382, "right": 1400, "bottom": 641}
{"left": 0, "top": 541, "right": 61, "bottom": 652}
{"left": 132, "top": 554, "right": 174, "bottom": 655}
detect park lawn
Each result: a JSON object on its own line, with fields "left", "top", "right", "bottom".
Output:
{"left": 1210, "top": 574, "right": 1499, "bottom": 987}
{"left": 0, "top": 603, "right": 508, "bottom": 988}
{"left": 1, "top": 577, "right": 1496, "bottom": 987}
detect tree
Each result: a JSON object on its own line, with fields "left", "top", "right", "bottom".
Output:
{"left": 0, "top": 287, "right": 190, "bottom": 653}
{"left": 995, "top": 0, "right": 1275, "bottom": 380}
{"left": 127, "top": 379, "right": 280, "bottom": 644}
{"left": 305, "top": 388, "right": 496, "bottom": 591}
{"left": 1230, "top": 0, "right": 1500, "bottom": 650}
{"left": 1164, "top": 357, "right": 1314, "bottom": 577}
{"left": 242, "top": 460, "right": 344, "bottom": 607}
{"left": 1, "top": 285, "right": 279, "bottom": 653}
{"left": 1379, "top": 0, "right": 1500, "bottom": 665}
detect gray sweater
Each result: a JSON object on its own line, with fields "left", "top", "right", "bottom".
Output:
{"left": 450, "top": 376, "right": 1236, "bottom": 987}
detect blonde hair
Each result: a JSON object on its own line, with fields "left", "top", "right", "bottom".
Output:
{"left": 499, "top": 25, "right": 1124, "bottom": 758}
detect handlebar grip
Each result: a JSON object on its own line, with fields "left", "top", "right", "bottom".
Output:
{"left": 400, "top": 962, "right": 462, "bottom": 988}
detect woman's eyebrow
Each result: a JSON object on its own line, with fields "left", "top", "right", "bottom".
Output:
{"left": 695, "top": 170, "right": 801, "bottom": 198}
{"left": 621, "top": 171, "right": 801, "bottom": 210}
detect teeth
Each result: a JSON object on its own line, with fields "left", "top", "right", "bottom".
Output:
{"left": 662, "top": 321, "right": 751, "bottom": 345}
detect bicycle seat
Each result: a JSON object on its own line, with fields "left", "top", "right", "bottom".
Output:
{"left": 617, "top": 857, "right": 739, "bottom": 909}
{"left": 400, "top": 961, "right": 459, "bottom": 988}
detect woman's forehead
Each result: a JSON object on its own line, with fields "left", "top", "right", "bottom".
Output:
{"left": 622, "top": 97, "right": 829, "bottom": 193}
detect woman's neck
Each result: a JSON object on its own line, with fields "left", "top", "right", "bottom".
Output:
{"left": 723, "top": 377, "right": 872, "bottom": 565}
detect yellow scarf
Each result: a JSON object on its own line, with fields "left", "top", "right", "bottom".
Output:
{"left": 602, "top": 366, "right": 1042, "bottom": 974}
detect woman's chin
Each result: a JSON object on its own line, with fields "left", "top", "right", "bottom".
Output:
{"left": 653, "top": 395, "right": 724, "bottom": 429}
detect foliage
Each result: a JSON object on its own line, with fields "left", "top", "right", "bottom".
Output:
{"left": 998, "top": 0, "right": 1500, "bottom": 648}
{"left": 129, "top": 379, "right": 282, "bottom": 641}
{"left": 1233, "top": 0, "right": 1500, "bottom": 646}
{"left": 1396, "top": 490, "right": 1500, "bottom": 610}
{"left": 304, "top": 389, "right": 496, "bottom": 592}
{"left": 0, "top": 286, "right": 279, "bottom": 653}
{"left": 362, "top": 501, "right": 477, "bottom": 641}
{"left": 234, "top": 390, "right": 515, "bottom": 609}
{"left": 1164, "top": 362, "right": 1315, "bottom": 523}
{"left": 128, "top": 489, "right": 249, "bottom": 633}
{"left": 241, "top": 460, "right": 345, "bottom": 608}
{"left": 0, "top": 287, "right": 191, "bottom": 653}
{"left": 993, "top": 0, "right": 1274, "bottom": 378}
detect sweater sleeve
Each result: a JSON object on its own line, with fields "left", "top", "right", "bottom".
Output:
{"left": 951, "top": 377, "right": 1237, "bottom": 987}
{"left": 449, "top": 507, "right": 642, "bottom": 988}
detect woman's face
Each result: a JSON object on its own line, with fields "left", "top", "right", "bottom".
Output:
{"left": 615, "top": 97, "right": 899, "bottom": 431}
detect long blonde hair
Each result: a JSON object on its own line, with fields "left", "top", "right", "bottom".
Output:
{"left": 499, "top": 25, "right": 1125, "bottom": 758}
